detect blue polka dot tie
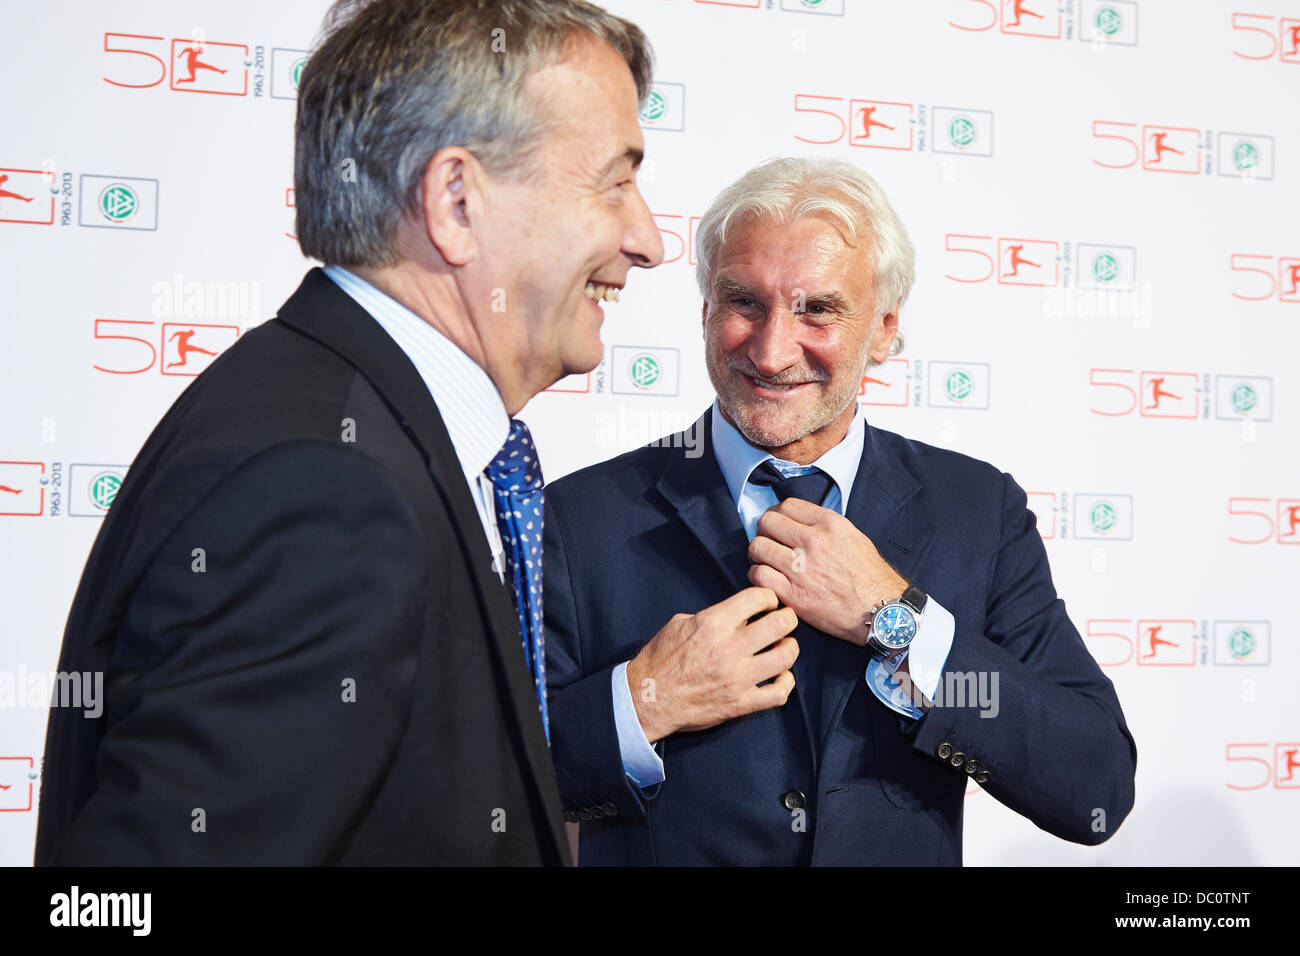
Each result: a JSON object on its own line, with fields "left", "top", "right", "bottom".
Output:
{"left": 485, "top": 419, "right": 548, "bottom": 742}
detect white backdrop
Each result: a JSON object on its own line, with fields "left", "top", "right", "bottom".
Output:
{"left": 1, "top": 0, "right": 1297, "bottom": 866}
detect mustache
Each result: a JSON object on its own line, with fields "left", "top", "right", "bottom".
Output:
{"left": 725, "top": 356, "right": 829, "bottom": 386}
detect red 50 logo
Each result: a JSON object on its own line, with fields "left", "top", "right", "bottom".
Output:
{"left": 103, "top": 31, "right": 248, "bottom": 96}
{"left": 1092, "top": 120, "right": 1201, "bottom": 174}
{"left": 1230, "top": 254, "right": 1300, "bottom": 303}
{"left": 1225, "top": 743, "right": 1300, "bottom": 790}
{"left": 945, "top": 234, "right": 1059, "bottom": 286}
{"left": 93, "top": 319, "right": 241, "bottom": 378}
{"left": 1088, "top": 369, "right": 1200, "bottom": 419}
{"left": 1231, "top": 12, "right": 1300, "bottom": 63}
{"left": 652, "top": 213, "right": 701, "bottom": 266}
{"left": 1085, "top": 619, "right": 1197, "bottom": 667}
{"left": 795, "top": 94, "right": 915, "bottom": 151}
{"left": 948, "top": 0, "right": 1061, "bottom": 38}
{"left": 1228, "top": 498, "right": 1300, "bottom": 544}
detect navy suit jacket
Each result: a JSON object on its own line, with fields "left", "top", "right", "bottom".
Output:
{"left": 544, "top": 408, "right": 1136, "bottom": 865}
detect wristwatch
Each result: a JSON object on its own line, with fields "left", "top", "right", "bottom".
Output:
{"left": 865, "top": 584, "right": 927, "bottom": 664}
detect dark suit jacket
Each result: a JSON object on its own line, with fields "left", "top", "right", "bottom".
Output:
{"left": 35, "top": 268, "right": 568, "bottom": 865}
{"left": 544, "top": 409, "right": 1137, "bottom": 865}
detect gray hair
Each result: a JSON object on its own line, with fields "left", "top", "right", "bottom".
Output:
{"left": 295, "top": 0, "right": 653, "bottom": 267}
{"left": 695, "top": 157, "right": 916, "bottom": 320}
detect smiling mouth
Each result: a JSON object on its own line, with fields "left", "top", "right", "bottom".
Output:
{"left": 745, "top": 375, "right": 813, "bottom": 392}
{"left": 585, "top": 281, "right": 621, "bottom": 303}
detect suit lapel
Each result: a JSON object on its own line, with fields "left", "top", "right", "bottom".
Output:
{"left": 655, "top": 407, "right": 823, "bottom": 765}
{"left": 277, "top": 269, "right": 569, "bottom": 863}
{"left": 819, "top": 422, "right": 938, "bottom": 750}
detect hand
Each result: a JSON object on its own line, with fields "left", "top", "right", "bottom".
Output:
{"left": 746, "top": 498, "right": 907, "bottom": 645}
{"left": 625, "top": 587, "right": 799, "bottom": 744}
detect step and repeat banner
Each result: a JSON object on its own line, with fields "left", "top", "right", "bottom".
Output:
{"left": 1, "top": 0, "right": 1297, "bottom": 866}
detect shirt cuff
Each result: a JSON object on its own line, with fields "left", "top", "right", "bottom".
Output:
{"left": 865, "top": 596, "right": 956, "bottom": 719}
{"left": 611, "top": 661, "right": 666, "bottom": 788}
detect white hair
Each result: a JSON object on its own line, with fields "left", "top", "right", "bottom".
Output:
{"left": 695, "top": 157, "right": 916, "bottom": 320}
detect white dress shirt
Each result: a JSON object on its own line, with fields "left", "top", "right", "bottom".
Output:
{"left": 322, "top": 265, "right": 508, "bottom": 579}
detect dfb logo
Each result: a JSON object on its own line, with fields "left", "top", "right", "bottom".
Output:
{"left": 271, "top": 48, "right": 310, "bottom": 99}
{"left": 1212, "top": 621, "right": 1270, "bottom": 666}
{"left": 1076, "top": 244, "right": 1137, "bottom": 289}
{"left": 1217, "top": 133, "right": 1275, "bottom": 180}
{"left": 611, "top": 346, "right": 680, "bottom": 397}
{"left": 927, "top": 362, "right": 991, "bottom": 409}
{"left": 78, "top": 175, "right": 159, "bottom": 230}
{"left": 640, "top": 83, "right": 686, "bottom": 132}
{"left": 1074, "top": 493, "right": 1133, "bottom": 540}
{"left": 1079, "top": 1, "right": 1139, "bottom": 45}
{"left": 781, "top": 0, "right": 844, "bottom": 14}
{"left": 932, "top": 107, "right": 994, "bottom": 156}
{"left": 1214, "top": 376, "right": 1273, "bottom": 421}
{"left": 68, "top": 464, "right": 129, "bottom": 517}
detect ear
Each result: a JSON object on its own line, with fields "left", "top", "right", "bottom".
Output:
{"left": 866, "top": 307, "right": 899, "bottom": 365}
{"left": 418, "top": 146, "right": 480, "bottom": 267}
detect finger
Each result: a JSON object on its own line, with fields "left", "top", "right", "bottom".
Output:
{"left": 746, "top": 634, "right": 799, "bottom": 683}
{"left": 747, "top": 563, "right": 791, "bottom": 607}
{"left": 748, "top": 534, "right": 799, "bottom": 576}
{"left": 755, "top": 508, "right": 809, "bottom": 548}
{"left": 707, "top": 585, "right": 779, "bottom": 626}
{"left": 771, "top": 497, "right": 834, "bottom": 525}
{"left": 741, "top": 607, "right": 799, "bottom": 654}
{"left": 743, "top": 668, "right": 796, "bottom": 713}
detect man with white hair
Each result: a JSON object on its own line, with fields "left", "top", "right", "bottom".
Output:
{"left": 544, "top": 157, "right": 1137, "bottom": 865}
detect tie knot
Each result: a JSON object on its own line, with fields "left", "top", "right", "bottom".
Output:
{"left": 485, "top": 419, "right": 543, "bottom": 493}
{"left": 750, "top": 460, "right": 834, "bottom": 505}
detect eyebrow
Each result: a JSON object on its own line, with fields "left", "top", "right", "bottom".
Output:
{"left": 713, "top": 277, "right": 850, "bottom": 313}
{"left": 713, "top": 276, "right": 757, "bottom": 300}
{"left": 599, "top": 147, "right": 644, "bottom": 178}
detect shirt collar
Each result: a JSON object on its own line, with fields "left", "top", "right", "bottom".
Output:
{"left": 711, "top": 397, "right": 865, "bottom": 510}
{"left": 322, "top": 265, "right": 510, "bottom": 483}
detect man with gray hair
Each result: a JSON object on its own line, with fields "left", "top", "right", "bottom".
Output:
{"left": 36, "top": 0, "right": 662, "bottom": 865}
{"left": 544, "top": 157, "right": 1136, "bottom": 865}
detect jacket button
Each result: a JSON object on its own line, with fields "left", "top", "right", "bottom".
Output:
{"left": 937, "top": 743, "right": 953, "bottom": 759}
{"left": 975, "top": 770, "right": 991, "bottom": 784}
{"left": 601, "top": 801, "right": 618, "bottom": 817}
{"left": 781, "top": 790, "right": 806, "bottom": 811}
{"left": 577, "top": 807, "right": 593, "bottom": 821}
{"left": 949, "top": 751, "right": 966, "bottom": 768}
{"left": 964, "top": 759, "right": 979, "bottom": 774}
{"left": 564, "top": 810, "right": 580, "bottom": 823}
{"left": 591, "top": 804, "right": 606, "bottom": 819}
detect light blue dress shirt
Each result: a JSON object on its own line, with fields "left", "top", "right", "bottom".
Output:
{"left": 612, "top": 399, "right": 955, "bottom": 787}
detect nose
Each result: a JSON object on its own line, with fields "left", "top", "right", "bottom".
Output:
{"left": 624, "top": 184, "right": 665, "bottom": 269}
{"left": 748, "top": 309, "right": 802, "bottom": 379}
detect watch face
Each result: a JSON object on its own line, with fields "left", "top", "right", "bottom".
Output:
{"left": 872, "top": 603, "right": 917, "bottom": 649}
